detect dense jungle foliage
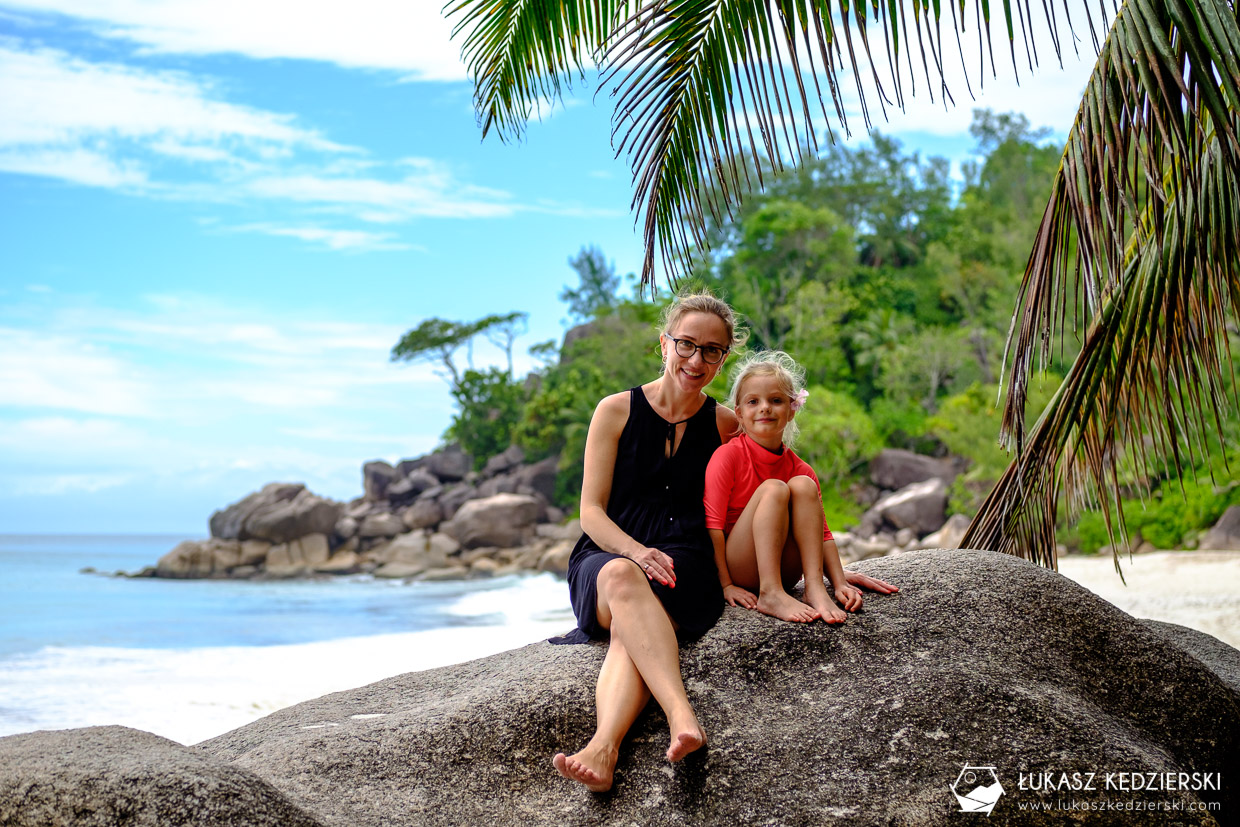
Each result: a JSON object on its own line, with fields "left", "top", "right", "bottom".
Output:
{"left": 396, "top": 110, "right": 1240, "bottom": 552}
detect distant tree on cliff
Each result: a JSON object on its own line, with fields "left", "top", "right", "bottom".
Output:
{"left": 560, "top": 246, "right": 621, "bottom": 324}
{"left": 390, "top": 311, "right": 529, "bottom": 389}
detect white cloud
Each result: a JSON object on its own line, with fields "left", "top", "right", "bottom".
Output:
{"left": 0, "top": 145, "right": 149, "bottom": 187}
{"left": 0, "top": 41, "right": 342, "bottom": 151}
{"left": 245, "top": 162, "right": 516, "bottom": 219}
{"left": 0, "top": 327, "right": 156, "bottom": 416}
{"left": 231, "top": 224, "right": 417, "bottom": 252}
{"left": 0, "top": 39, "right": 564, "bottom": 229}
{"left": 3, "top": 0, "right": 468, "bottom": 79}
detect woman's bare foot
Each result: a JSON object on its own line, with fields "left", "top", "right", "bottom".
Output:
{"left": 666, "top": 722, "right": 707, "bottom": 762}
{"left": 803, "top": 584, "right": 847, "bottom": 624}
{"left": 552, "top": 742, "right": 617, "bottom": 792}
{"left": 757, "top": 589, "right": 820, "bottom": 622}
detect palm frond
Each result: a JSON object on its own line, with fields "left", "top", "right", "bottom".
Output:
{"left": 605, "top": 0, "right": 1024, "bottom": 290}
{"left": 446, "top": 0, "right": 625, "bottom": 140}
{"left": 449, "top": 1, "right": 1124, "bottom": 288}
{"left": 961, "top": 0, "right": 1240, "bottom": 568}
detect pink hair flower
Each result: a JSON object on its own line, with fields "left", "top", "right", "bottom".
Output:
{"left": 790, "top": 388, "right": 809, "bottom": 412}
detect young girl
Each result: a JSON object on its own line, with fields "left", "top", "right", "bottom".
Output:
{"left": 704, "top": 350, "right": 863, "bottom": 623}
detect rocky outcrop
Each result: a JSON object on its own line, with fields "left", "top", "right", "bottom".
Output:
{"left": 442, "top": 493, "right": 544, "bottom": 549}
{"left": 870, "top": 477, "right": 949, "bottom": 536}
{"left": 1200, "top": 505, "right": 1240, "bottom": 551}
{"left": 838, "top": 449, "right": 969, "bottom": 561}
{"left": 208, "top": 483, "right": 341, "bottom": 544}
{"left": 0, "top": 726, "right": 325, "bottom": 827}
{"left": 868, "top": 448, "right": 961, "bottom": 491}
{"left": 153, "top": 444, "right": 578, "bottom": 582}
{"left": 21, "top": 551, "right": 1237, "bottom": 825}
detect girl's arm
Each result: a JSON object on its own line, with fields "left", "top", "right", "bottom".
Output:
{"left": 710, "top": 528, "right": 756, "bottom": 609}
{"left": 579, "top": 392, "right": 676, "bottom": 587}
{"left": 822, "top": 537, "right": 863, "bottom": 611}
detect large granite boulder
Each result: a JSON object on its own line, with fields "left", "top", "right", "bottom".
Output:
{"left": 0, "top": 726, "right": 325, "bottom": 827}
{"left": 1200, "top": 505, "right": 1240, "bottom": 551}
{"left": 194, "top": 550, "right": 1237, "bottom": 826}
{"left": 156, "top": 538, "right": 268, "bottom": 578}
{"left": 869, "top": 448, "right": 960, "bottom": 491}
{"left": 482, "top": 444, "right": 525, "bottom": 478}
{"left": 209, "top": 483, "right": 342, "bottom": 545}
{"left": 427, "top": 446, "right": 471, "bottom": 482}
{"left": 872, "top": 477, "right": 949, "bottom": 536}
{"left": 18, "top": 552, "right": 1237, "bottom": 825}
{"left": 441, "top": 493, "right": 544, "bottom": 549}
{"left": 362, "top": 460, "right": 400, "bottom": 502}
{"left": 265, "top": 534, "right": 330, "bottom": 577}
{"left": 515, "top": 455, "right": 559, "bottom": 503}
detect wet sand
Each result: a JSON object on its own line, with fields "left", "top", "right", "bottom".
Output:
{"left": 1057, "top": 550, "right": 1240, "bottom": 649}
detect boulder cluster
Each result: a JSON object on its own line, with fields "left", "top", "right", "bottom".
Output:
{"left": 833, "top": 448, "right": 973, "bottom": 562}
{"left": 152, "top": 445, "right": 579, "bottom": 581}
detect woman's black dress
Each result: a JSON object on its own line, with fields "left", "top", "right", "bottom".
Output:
{"left": 553, "top": 387, "right": 725, "bottom": 644}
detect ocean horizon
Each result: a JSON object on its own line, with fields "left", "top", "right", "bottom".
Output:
{"left": 0, "top": 534, "right": 575, "bottom": 745}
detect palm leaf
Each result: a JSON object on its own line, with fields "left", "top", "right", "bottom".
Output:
{"left": 445, "top": 0, "right": 626, "bottom": 140}
{"left": 448, "top": 0, "right": 1116, "bottom": 287}
{"left": 960, "top": 0, "right": 1240, "bottom": 568}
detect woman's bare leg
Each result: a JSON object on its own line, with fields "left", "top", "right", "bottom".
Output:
{"left": 725, "top": 479, "right": 819, "bottom": 622}
{"left": 553, "top": 637, "right": 649, "bottom": 791}
{"left": 553, "top": 558, "right": 705, "bottom": 791}
{"left": 788, "top": 475, "right": 846, "bottom": 622}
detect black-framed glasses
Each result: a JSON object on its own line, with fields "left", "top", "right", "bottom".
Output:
{"left": 668, "top": 336, "right": 728, "bottom": 365}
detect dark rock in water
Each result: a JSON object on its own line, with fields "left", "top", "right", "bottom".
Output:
{"left": 0, "top": 726, "right": 325, "bottom": 827}
{"left": 7, "top": 551, "right": 1237, "bottom": 825}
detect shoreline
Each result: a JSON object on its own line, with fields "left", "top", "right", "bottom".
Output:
{"left": 1057, "top": 550, "right": 1240, "bottom": 649}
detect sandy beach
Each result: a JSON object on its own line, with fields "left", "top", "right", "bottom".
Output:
{"left": 1057, "top": 550, "right": 1240, "bottom": 649}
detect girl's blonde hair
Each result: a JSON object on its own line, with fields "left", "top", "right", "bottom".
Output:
{"left": 659, "top": 289, "right": 748, "bottom": 350}
{"left": 728, "top": 350, "right": 807, "bottom": 447}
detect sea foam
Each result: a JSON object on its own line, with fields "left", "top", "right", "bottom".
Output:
{"left": 0, "top": 573, "right": 575, "bottom": 745}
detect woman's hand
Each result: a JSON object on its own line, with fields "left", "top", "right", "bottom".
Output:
{"left": 633, "top": 547, "right": 676, "bottom": 588}
{"left": 723, "top": 584, "right": 757, "bottom": 609}
{"left": 844, "top": 570, "right": 899, "bottom": 594}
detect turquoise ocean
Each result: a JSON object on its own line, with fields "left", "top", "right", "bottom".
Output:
{"left": 0, "top": 534, "right": 574, "bottom": 745}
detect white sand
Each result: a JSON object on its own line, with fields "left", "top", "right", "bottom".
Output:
{"left": 1057, "top": 551, "right": 1240, "bottom": 649}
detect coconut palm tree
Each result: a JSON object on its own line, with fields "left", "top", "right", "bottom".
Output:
{"left": 446, "top": 0, "right": 1240, "bottom": 568}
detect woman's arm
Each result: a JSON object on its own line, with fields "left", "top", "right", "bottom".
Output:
{"left": 578, "top": 392, "right": 676, "bottom": 586}
{"left": 716, "top": 403, "right": 739, "bottom": 443}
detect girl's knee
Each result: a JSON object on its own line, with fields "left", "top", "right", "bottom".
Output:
{"left": 788, "top": 475, "right": 818, "bottom": 499}
{"left": 756, "top": 478, "right": 790, "bottom": 500}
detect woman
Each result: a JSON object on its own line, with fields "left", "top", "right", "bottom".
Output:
{"left": 551, "top": 292, "right": 896, "bottom": 793}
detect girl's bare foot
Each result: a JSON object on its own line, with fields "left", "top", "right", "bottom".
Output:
{"left": 803, "top": 585, "right": 847, "bottom": 624}
{"left": 552, "top": 742, "right": 617, "bottom": 792}
{"left": 757, "top": 589, "right": 820, "bottom": 622}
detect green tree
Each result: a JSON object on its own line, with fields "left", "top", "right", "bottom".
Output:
{"left": 447, "top": 0, "right": 1240, "bottom": 566}
{"left": 391, "top": 312, "right": 529, "bottom": 389}
{"left": 447, "top": 368, "right": 528, "bottom": 469}
{"left": 561, "top": 246, "right": 621, "bottom": 323}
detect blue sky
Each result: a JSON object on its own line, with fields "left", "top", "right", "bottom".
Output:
{"left": 0, "top": 1, "right": 1109, "bottom": 534}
